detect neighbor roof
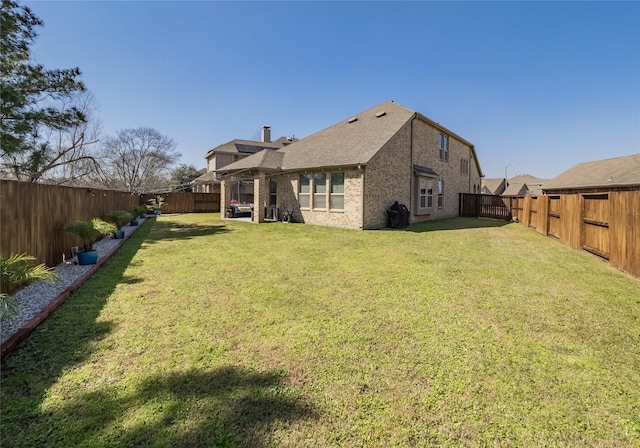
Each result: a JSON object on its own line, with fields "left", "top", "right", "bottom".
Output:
{"left": 221, "top": 100, "right": 482, "bottom": 176}
{"left": 204, "top": 137, "right": 293, "bottom": 159}
{"left": 503, "top": 174, "right": 547, "bottom": 196}
{"left": 481, "top": 178, "right": 506, "bottom": 195}
{"left": 503, "top": 182, "right": 528, "bottom": 197}
{"left": 543, "top": 154, "right": 640, "bottom": 191}
{"left": 508, "top": 174, "right": 546, "bottom": 185}
{"left": 192, "top": 171, "right": 218, "bottom": 184}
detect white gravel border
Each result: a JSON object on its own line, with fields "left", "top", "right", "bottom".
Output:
{"left": 1, "top": 217, "right": 148, "bottom": 345}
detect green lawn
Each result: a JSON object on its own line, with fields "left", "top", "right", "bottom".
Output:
{"left": 2, "top": 214, "right": 639, "bottom": 447}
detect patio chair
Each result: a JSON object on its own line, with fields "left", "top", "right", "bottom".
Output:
{"left": 282, "top": 209, "right": 294, "bottom": 223}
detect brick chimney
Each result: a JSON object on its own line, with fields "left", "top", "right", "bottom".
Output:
{"left": 261, "top": 125, "right": 271, "bottom": 143}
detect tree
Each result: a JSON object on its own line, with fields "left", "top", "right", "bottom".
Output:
{"left": 2, "top": 90, "right": 101, "bottom": 183}
{"left": 169, "top": 164, "right": 204, "bottom": 192}
{"left": 96, "top": 127, "right": 180, "bottom": 193}
{"left": 1, "top": 0, "right": 86, "bottom": 175}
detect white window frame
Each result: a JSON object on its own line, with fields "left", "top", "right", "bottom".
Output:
{"left": 313, "top": 173, "right": 327, "bottom": 209}
{"left": 330, "top": 172, "right": 344, "bottom": 210}
{"left": 416, "top": 176, "right": 435, "bottom": 215}
{"left": 438, "top": 133, "right": 449, "bottom": 162}
{"left": 299, "top": 174, "right": 310, "bottom": 208}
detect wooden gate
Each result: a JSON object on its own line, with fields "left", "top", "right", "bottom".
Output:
{"left": 582, "top": 194, "right": 610, "bottom": 259}
{"left": 547, "top": 196, "right": 561, "bottom": 239}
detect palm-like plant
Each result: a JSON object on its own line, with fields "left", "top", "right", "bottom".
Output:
{"left": 1, "top": 254, "right": 57, "bottom": 320}
{"left": 147, "top": 195, "right": 165, "bottom": 211}
{"left": 65, "top": 218, "right": 117, "bottom": 252}
{"left": 107, "top": 210, "right": 134, "bottom": 229}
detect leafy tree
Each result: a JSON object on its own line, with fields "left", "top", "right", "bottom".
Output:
{"left": 96, "top": 127, "right": 180, "bottom": 193}
{"left": 1, "top": 0, "right": 87, "bottom": 177}
{"left": 169, "top": 164, "right": 204, "bottom": 192}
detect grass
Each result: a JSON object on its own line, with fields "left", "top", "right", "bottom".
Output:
{"left": 1, "top": 214, "right": 639, "bottom": 447}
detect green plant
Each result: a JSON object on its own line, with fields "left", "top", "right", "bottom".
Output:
{"left": 147, "top": 195, "right": 165, "bottom": 211}
{"left": 1, "top": 253, "right": 57, "bottom": 320}
{"left": 107, "top": 211, "right": 133, "bottom": 229}
{"left": 130, "top": 205, "right": 147, "bottom": 218}
{"left": 65, "top": 218, "right": 117, "bottom": 252}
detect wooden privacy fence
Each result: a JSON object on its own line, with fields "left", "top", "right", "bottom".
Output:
{"left": 1, "top": 180, "right": 139, "bottom": 267}
{"left": 140, "top": 192, "right": 220, "bottom": 214}
{"left": 0, "top": 181, "right": 221, "bottom": 267}
{"left": 509, "top": 192, "right": 640, "bottom": 278}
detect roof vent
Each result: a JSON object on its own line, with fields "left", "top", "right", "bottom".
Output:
{"left": 347, "top": 116, "right": 358, "bottom": 123}
{"left": 376, "top": 111, "right": 386, "bottom": 118}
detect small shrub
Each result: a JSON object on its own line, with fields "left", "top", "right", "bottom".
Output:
{"left": 1, "top": 253, "right": 57, "bottom": 320}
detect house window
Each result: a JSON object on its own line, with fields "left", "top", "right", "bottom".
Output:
{"left": 460, "top": 158, "right": 469, "bottom": 174}
{"left": 438, "top": 133, "right": 449, "bottom": 161}
{"left": 313, "top": 173, "right": 327, "bottom": 209}
{"left": 269, "top": 178, "right": 277, "bottom": 207}
{"left": 299, "top": 174, "right": 310, "bottom": 208}
{"left": 419, "top": 187, "right": 434, "bottom": 208}
{"left": 416, "top": 177, "right": 435, "bottom": 214}
{"left": 437, "top": 180, "right": 444, "bottom": 207}
{"left": 330, "top": 172, "right": 344, "bottom": 210}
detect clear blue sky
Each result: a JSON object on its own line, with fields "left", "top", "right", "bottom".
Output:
{"left": 29, "top": 0, "right": 639, "bottom": 179}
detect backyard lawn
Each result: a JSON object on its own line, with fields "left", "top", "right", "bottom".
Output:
{"left": 1, "top": 214, "right": 639, "bottom": 447}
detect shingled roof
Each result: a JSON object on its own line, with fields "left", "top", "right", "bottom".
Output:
{"left": 481, "top": 178, "right": 506, "bottom": 195}
{"left": 221, "top": 100, "right": 481, "bottom": 176}
{"left": 502, "top": 174, "right": 547, "bottom": 197}
{"left": 543, "top": 154, "right": 640, "bottom": 191}
{"left": 204, "top": 136, "right": 294, "bottom": 160}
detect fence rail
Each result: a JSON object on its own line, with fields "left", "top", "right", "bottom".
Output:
{"left": 1, "top": 180, "right": 221, "bottom": 267}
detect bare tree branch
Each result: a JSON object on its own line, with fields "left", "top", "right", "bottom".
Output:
{"left": 96, "top": 127, "right": 180, "bottom": 193}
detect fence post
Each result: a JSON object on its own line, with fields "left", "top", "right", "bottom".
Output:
{"left": 538, "top": 195, "right": 549, "bottom": 235}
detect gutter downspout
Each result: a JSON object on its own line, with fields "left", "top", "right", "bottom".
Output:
{"left": 360, "top": 167, "right": 365, "bottom": 229}
{"left": 410, "top": 114, "right": 416, "bottom": 219}
{"left": 469, "top": 146, "right": 472, "bottom": 193}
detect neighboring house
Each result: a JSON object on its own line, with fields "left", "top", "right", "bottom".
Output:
{"left": 543, "top": 154, "right": 640, "bottom": 194}
{"left": 220, "top": 100, "right": 483, "bottom": 229}
{"left": 192, "top": 126, "right": 296, "bottom": 195}
{"left": 502, "top": 174, "right": 547, "bottom": 197}
{"left": 480, "top": 178, "right": 506, "bottom": 195}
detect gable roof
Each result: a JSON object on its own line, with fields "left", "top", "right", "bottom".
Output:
{"left": 481, "top": 178, "right": 506, "bottom": 195}
{"left": 503, "top": 182, "right": 529, "bottom": 197}
{"left": 543, "top": 154, "right": 640, "bottom": 191}
{"left": 193, "top": 170, "right": 218, "bottom": 183}
{"left": 277, "top": 101, "right": 416, "bottom": 170}
{"left": 502, "top": 174, "right": 548, "bottom": 196}
{"left": 204, "top": 137, "right": 294, "bottom": 160}
{"left": 508, "top": 174, "right": 546, "bottom": 185}
{"left": 221, "top": 100, "right": 482, "bottom": 176}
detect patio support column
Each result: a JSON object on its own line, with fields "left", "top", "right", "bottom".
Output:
{"left": 253, "top": 172, "right": 267, "bottom": 223}
{"left": 221, "top": 178, "right": 230, "bottom": 219}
